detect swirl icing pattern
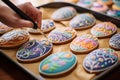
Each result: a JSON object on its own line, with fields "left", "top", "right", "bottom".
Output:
{"left": 48, "top": 27, "right": 77, "bottom": 44}
{"left": 109, "top": 33, "right": 120, "bottom": 49}
{"left": 69, "top": 13, "right": 96, "bottom": 29}
{"left": 39, "top": 52, "right": 77, "bottom": 76}
{"left": 91, "top": 22, "right": 117, "bottom": 38}
{"left": 83, "top": 48, "right": 118, "bottom": 73}
{"left": 70, "top": 34, "right": 99, "bottom": 53}
{"left": 28, "top": 20, "right": 55, "bottom": 34}
{"left": 16, "top": 40, "right": 53, "bottom": 62}
{"left": 0, "top": 29, "right": 29, "bottom": 48}
{"left": 51, "top": 6, "right": 77, "bottom": 21}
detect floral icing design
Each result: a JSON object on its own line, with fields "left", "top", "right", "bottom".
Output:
{"left": 0, "top": 30, "right": 29, "bottom": 46}
{"left": 91, "top": 22, "right": 117, "bottom": 37}
{"left": 69, "top": 13, "right": 96, "bottom": 29}
{"left": 39, "top": 52, "right": 77, "bottom": 75}
{"left": 70, "top": 34, "right": 98, "bottom": 52}
{"left": 52, "top": 6, "right": 77, "bottom": 21}
{"left": 48, "top": 28, "right": 76, "bottom": 43}
{"left": 83, "top": 48, "right": 118, "bottom": 72}
{"left": 109, "top": 33, "right": 120, "bottom": 49}
{"left": 16, "top": 40, "right": 53, "bottom": 60}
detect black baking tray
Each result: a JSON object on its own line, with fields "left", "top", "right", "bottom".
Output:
{"left": 38, "top": 2, "right": 120, "bottom": 80}
{"left": 0, "top": 51, "right": 44, "bottom": 80}
{"left": 1, "top": 2, "right": 120, "bottom": 80}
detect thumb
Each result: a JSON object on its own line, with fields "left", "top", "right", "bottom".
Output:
{"left": 18, "top": 19, "right": 33, "bottom": 28}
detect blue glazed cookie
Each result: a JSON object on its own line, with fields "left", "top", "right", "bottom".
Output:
{"left": 109, "top": 33, "right": 120, "bottom": 50}
{"left": 48, "top": 27, "right": 77, "bottom": 44}
{"left": 69, "top": 13, "right": 96, "bottom": 30}
{"left": 27, "top": 19, "right": 55, "bottom": 34}
{"left": 39, "top": 52, "right": 77, "bottom": 76}
{"left": 77, "top": 0, "right": 93, "bottom": 8}
{"left": 0, "top": 29, "right": 29, "bottom": 48}
{"left": 83, "top": 48, "right": 118, "bottom": 73}
{"left": 51, "top": 6, "right": 77, "bottom": 21}
{"left": 16, "top": 40, "right": 53, "bottom": 62}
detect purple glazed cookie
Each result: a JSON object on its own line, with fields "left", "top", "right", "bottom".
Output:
{"left": 27, "top": 19, "right": 55, "bottom": 34}
{"left": 51, "top": 6, "right": 77, "bottom": 21}
{"left": 48, "top": 27, "right": 77, "bottom": 44}
{"left": 91, "top": 22, "right": 117, "bottom": 38}
{"left": 69, "top": 13, "right": 96, "bottom": 30}
{"left": 83, "top": 48, "right": 118, "bottom": 73}
{"left": 16, "top": 40, "right": 53, "bottom": 62}
{"left": 109, "top": 33, "right": 120, "bottom": 50}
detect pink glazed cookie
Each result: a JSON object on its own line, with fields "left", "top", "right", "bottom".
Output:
{"left": 70, "top": 34, "right": 99, "bottom": 53}
{"left": 91, "top": 22, "right": 117, "bottom": 38}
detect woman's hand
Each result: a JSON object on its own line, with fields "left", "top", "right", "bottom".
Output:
{"left": 0, "top": 2, "right": 42, "bottom": 28}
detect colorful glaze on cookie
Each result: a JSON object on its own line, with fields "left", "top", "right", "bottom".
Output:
{"left": 83, "top": 48, "right": 118, "bottom": 73}
{"left": 91, "top": 2, "right": 109, "bottom": 13}
{"left": 98, "top": 0, "right": 113, "bottom": 6}
{"left": 51, "top": 6, "right": 77, "bottom": 21}
{"left": 91, "top": 22, "right": 117, "bottom": 38}
{"left": 70, "top": 34, "right": 99, "bottom": 53}
{"left": 107, "top": 10, "right": 120, "bottom": 18}
{"left": 28, "top": 20, "right": 55, "bottom": 34}
{"left": 69, "top": 13, "right": 96, "bottom": 30}
{"left": 0, "top": 22, "right": 13, "bottom": 35}
{"left": 0, "top": 29, "right": 29, "bottom": 48}
{"left": 16, "top": 40, "right": 53, "bottom": 62}
{"left": 48, "top": 27, "right": 77, "bottom": 44}
{"left": 39, "top": 52, "right": 77, "bottom": 76}
{"left": 77, "top": 0, "right": 93, "bottom": 8}
{"left": 109, "top": 33, "right": 120, "bottom": 50}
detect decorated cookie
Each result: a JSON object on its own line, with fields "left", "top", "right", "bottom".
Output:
{"left": 0, "top": 22, "right": 13, "bottom": 35}
{"left": 16, "top": 40, "right": 53, "bottom": 62}
{"left": 48, "top": 27, "right": 77, "bottom": 44}
{"left": 54, "top": 0, "right": 78, "bottom": 3}
{"left": 27, "top": 20, "right": 55, "bottom": 34}
{"left": 69, "top": 13, "right": 96, "bottom": 30}
{"left": 91, "top": 2, "right": 109, "bottom": 13}
{"left": 91, "top": 22, "right": 117, "bottom": 38}
{"left": 39, "top": 52, "right": 77, "bottom": 76}
{"left": 77, "top": 0, "right": 93, "bottom": 8}
{"left": 83, "top": 48, "right": 118, "bottom": 73}
{"left": 107, "top": 9, "right": 120, "bottom": 18}
{"left": 51, "top": 6, "right": 77, "bottom": 21}
{"left": 70, "top": 34, "right": 99, "bottom": 53}
{"left": 98, "top": 0, "right": 113, "bottom": 6}
{"left": 0, "top": 29, "right": 29, "bottom": 48}
{"left": 109, "top": 33, "right": 120, "bottom": 50}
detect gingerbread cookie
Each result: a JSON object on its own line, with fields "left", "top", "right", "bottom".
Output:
{"left": 70, "top": 34, "right": 99, "bottom": 53}
{"left": 27, "top": 19, "right": 55, "bottom": 34}
{"left": 39, "top": 52, "right": 77, "bottom": 76}
{"left": 51, "top": 6, "right": 77, "bottom": 21}
{"left": 48, "top": 27, "right": 77, "bottom": 44}
{"left": 0, "top": 29, "right": 29, "bottom": 48}
{"left": 69, "top": 13, "right": 96, "bottom": 30}
{"left": 109, "top": 33, "right": 120, "bottom": 50}
{"left": 16, "top": 40, "right": 53, "bottom": 62}
{"left": 91, "top": 22, "right": 117, "bottom": 38}
{"left": 83, "top": 48, "right": 118, "bottom": 73}
{"left": 91, "top": 2, "right": 109, "bottom": 13}
{"left": 0, "top": 22, "right": 13, "bottom": 35}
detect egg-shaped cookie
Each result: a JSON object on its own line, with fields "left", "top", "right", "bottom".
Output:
{"left": 51, "top": 6, "right": 77, "bottom": 21}
{"left": 83, "top": 48, "right": 118, "bottom": 73}
{"left": 39, "top": 52, "right": 77, "bottom": 76}
{"left": 48, "top": 27, "right": 77, "bottom": 44}
{"left": 27, "top": 19, "right": 55, "bottom": 34}
{"left": 70, "top": 34, "right": 99, "bottom": 53}
{"left": 16, "top": 40, "right": 53, "bottom": 62}
{"left": 0, "top": 22, "right": 13, "bottom": 35}
{"left": 69, "top": 13, "right": 96, "bottom": 30}
{"left": 91, "top": 22, "right": 117, "bottom": 38}
{"left": 109, "top": 33, "right": 120, "bottom": 50}
{"left": 0, "top": 29, "right": 29, "bottom": 48}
